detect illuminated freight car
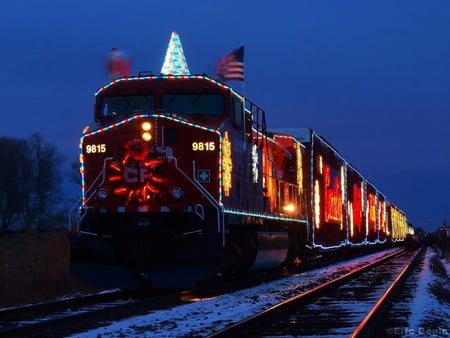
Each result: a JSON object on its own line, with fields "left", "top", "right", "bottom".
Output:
{"left": 346, "top": 164, "right": 366, "bottom": 244}
{"left": 305, "top": 130, "right": 347, "bottom": 248}
{"left": 387, "top": 203, "right": 408, "bottom": 242}
{"left": 277, "top": 128, "right": 395, "bottom": 251}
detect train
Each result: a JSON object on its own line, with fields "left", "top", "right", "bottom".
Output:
{"left": 72, "top": 73, "right": 411, "bottom": 288}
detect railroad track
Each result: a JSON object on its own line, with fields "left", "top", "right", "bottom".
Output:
{"left": 0, "top": 247, "right": 418, "bottom": 337}
{"left": 207, "top": 248, "right": 423, "bottom": 337}
{"left": 0, "top": 288, "right": 184, "bottom": 337}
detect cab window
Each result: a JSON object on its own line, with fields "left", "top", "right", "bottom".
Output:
{"left": 162, "top": 94, "right": 224, "bottom": 116}
{"left": 233, "top": 97, "right": 243, "bottom": 127}
{"left": 100, "top": 95, "right": 154, "bottom": 118}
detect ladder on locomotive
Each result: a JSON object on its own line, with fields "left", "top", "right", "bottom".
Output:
{"left": 245, "top": 99, "right": 268, "bottom": 148}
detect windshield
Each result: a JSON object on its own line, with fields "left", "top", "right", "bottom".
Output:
{"left": 99, "top": 95, "right": 154, "bottom": 118}
{"left": 162, "top": 94, "right": 224, "bottom": 116}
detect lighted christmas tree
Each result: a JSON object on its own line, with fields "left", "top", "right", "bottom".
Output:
{"left": 160, "top": 32, "right": 190, "bottom": 75}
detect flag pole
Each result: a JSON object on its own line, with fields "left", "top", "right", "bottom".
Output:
{"left": 241, "top": 42, "right": 245, "bottom": 94}
{"left": 215, "top": 44, "right": 246, "bottom": 146}
{"left": 241, "top": 43, "right": 247, "bottom": 150}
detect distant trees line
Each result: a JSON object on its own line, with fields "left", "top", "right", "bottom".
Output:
{"left": 0, "top": 133, "right": 76, "bottom": 231}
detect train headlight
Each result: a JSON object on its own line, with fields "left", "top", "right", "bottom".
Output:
{"left": 141, "top": 121, "right": 152, "bottom": 131}
{"left": 96, "top": 188, "right": 108, "bottom": 200}
{"left": 142, "top": 132, "right": 152, "bottom": 141}
{"left": 171, "top": 187, "right": 184, "bottom": 200}
{"left": 141, "top": 121, "right": 152, "bottom": 141}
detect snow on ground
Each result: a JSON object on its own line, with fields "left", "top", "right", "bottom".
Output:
{"left": 67, "top": 249, "right": 408, "bottom": 338}
{"left": 403, "top": 249, "right": 450, "bottom": 337}
{"left": 443, "top": 253, "right": 450, "bottom": 277}
{"left": 67, "top": 248, "right": 450, "bottom": 338}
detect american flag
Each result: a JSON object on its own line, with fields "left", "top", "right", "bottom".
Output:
{"left": 215, "top": 46, "right": 244, "bottom": 81}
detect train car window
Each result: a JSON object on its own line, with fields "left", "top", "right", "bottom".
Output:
{"left": 162, "top": 94, "right": 224, "bottom": 116}
{"left": 233, "top": 98, "right": 243, "bottom": 127}
{"left": 100, "top": 95, "right": 154, "bottom": 118}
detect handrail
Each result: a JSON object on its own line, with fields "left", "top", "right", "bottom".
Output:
{"left": 67, "top": 157, "right": 113, "bottom": 233}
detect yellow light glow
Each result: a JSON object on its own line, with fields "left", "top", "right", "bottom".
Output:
{"left": 141, "top": 122, "right": 152, "bottom": 131}
{"left": 142, "top": 132, "right": 152, "bottom": 141}
{"left": 348, "top": 201, "right": 354, "bottom": 237}
{"left": 391, "top": 207, "right": 407, "bottom": 240}
{"left": 82, "top": 126, "right": 90, "bottom": 134}
{"left": 283, "top": 204, "right": 295, "bottom": 213}
{"left": 380, "top": 201, "right": 386, "bottom": 232}
{"left": 314, "top": 180, "right": 321, "bottom": 228}
{"left": 222, "top": 131, "right": 232, "bottom": 197}
{"left": 296, "top": 142, "right": 302, "bottom": 193}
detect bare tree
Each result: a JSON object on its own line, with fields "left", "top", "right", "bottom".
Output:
{"left": 0, "top": 134, "right": 65, "bottom": 231}
{"left": 68, "top": 159, "right": 81, "bottom": 186}
{"left": 21, "top": 133, "right": 65, "bottom": 230}
{"left": 0, "top": 137, "right": 29, "bottom": 230}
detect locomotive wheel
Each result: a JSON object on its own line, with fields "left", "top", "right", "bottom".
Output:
{"left": 221, "top": 227, "right": 258, "bottom": 273}
{"left": 286, "top": 231, "right": 307, "bottom": 264}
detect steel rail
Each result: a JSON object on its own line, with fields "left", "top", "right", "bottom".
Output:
{"left": 350, "top": 247, "right": 423, "bottom": 337}
{"left": 206, "top": 248, "right": 407, "bottom": 338}
{"left": 0, "top": 289, "right": 182, "bottom": 338}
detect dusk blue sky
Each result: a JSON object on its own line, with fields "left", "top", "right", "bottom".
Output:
{"left": 1, "top": 1, "right": 449, "bottom": 232}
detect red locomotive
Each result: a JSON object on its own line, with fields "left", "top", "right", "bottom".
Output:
{"left": 74, "top": 74, "right": 410, "bottom": 287}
